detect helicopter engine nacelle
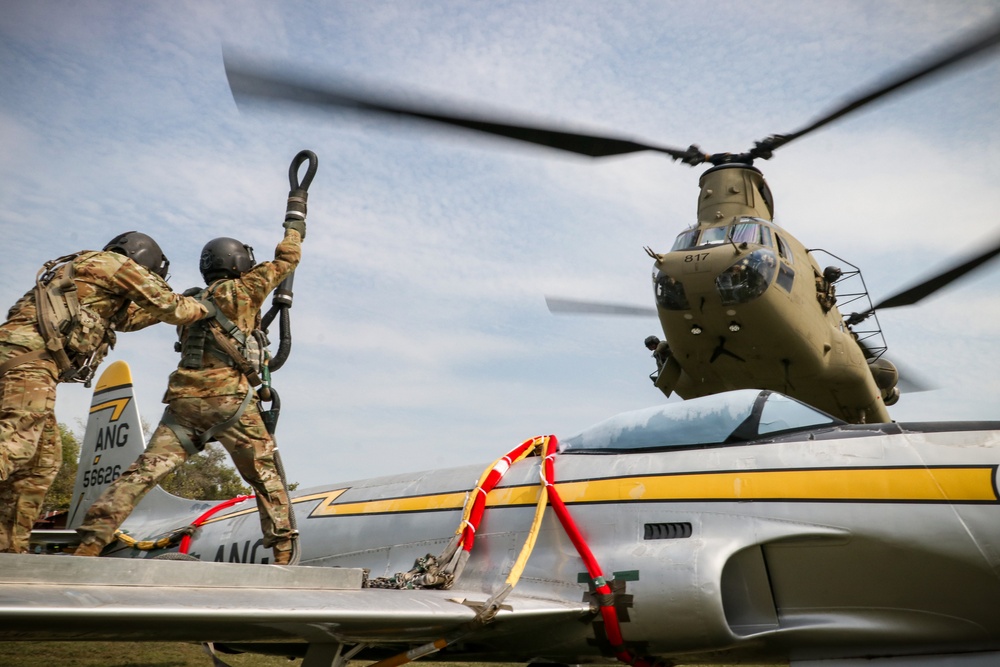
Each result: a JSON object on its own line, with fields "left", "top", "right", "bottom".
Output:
{"left": 868, "top": 357, "right": 898, "bottom": 390}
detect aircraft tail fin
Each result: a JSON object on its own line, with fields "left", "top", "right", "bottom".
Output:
{"left": 65, "top": 360, "right": 149, "bottom": 529}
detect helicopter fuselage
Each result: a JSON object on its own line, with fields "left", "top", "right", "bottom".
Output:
{"left": 649, "top": 164, "right": 891, "bottom": 424}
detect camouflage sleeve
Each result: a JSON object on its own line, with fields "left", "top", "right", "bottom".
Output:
{"left": 238, "top": 228, "right": 302, "bottom": 310}
{"left": 111, "top": 259, "right": 209, "bottom": 331}
{"left": 116, "top": 302, "right": 161, "bottom": 332}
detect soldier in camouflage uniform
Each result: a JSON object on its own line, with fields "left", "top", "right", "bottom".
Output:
{"left": 0, "top": 232, "right": 210, "bottom": 553}
{"left": 76, "top": 217, "right": 304, "bottom": 564}
{"left": 0, "top": 418, "right": 59, "bottom": 553}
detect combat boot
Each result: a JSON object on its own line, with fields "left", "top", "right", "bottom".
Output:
{"left": 271, "top": 536, "right": 297, "bottom": 565}
{"left": 74, "top": 541, "right": 104, "bottom": 557}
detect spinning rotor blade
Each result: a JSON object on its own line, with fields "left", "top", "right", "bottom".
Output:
{"left": 875, "top": 237, "right": 1000, "bottom": 310}
{"left": 225, "top": 55, "right": 706, "bottom": 163}
{"left": 856, "top": 340, "right": 934, "bottom": 394}
{"left": 545, "top": 296, "right": 657, "bottom": 317}
{"left": 895, "top": 362, "right": 935, "bottom": 394}
{"left": 847, "top": 235, "right": 1000, "bottom": 325}
{"left": 228, "top": 17, "right": 1000, "bottom": 168}
{"left": 753, "top": 17, "right": 1000, "bottom": 159}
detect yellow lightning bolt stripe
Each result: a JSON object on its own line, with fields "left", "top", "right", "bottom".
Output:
{"left": 314, "top": 490, "right": 470, "bottom": 516}
{"left": 197, "top": 489, "right": 349, "bottom": 525}
{"left": 308, "top": 466, "right": 998, "bottom": 518}
{"left": 88, "top": 397, "right": 131, "bottom": 422}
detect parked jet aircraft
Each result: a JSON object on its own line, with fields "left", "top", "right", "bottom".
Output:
{"left": 2, "top": 360, "right": 1000, "bottom": 667}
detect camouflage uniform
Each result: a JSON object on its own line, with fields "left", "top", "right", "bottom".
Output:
{"left": 0, "top": 251, "right": 209, "bottom": 553}
{"left": 77, "top": 229, "right": 302, "bottom": 560}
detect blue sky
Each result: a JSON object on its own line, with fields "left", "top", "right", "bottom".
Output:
{"left": 2, "top": 1, "right": 998, "bottom": 489}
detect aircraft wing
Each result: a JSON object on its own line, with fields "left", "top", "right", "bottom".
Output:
{"left": 0, "top": 553, "right": 592, "bottom": 644}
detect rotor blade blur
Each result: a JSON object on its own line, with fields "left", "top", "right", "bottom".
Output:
{"left": 873, "top": 236, "right": 1000, "bottom": 311}
{"left": 757, "top": 17, "right": 1000, "bottom": 156}
{"left": 224, "top": 56, "right": 705, "bottom": 162}
{"left": 855, "top": 339, "right": 934, "bottom": 394}
{"left": 545, "top": 296, "right": 658, "bottom": 317}
{"left": 894, "top": 360, "right": 935, "bottom": 394}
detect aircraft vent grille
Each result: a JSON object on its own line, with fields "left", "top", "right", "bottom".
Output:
{"left": 644, "top": 522, "right": 693, "bottom": 540}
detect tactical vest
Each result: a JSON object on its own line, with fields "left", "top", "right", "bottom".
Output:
{"left": 176, "top": 286, "right": 270, "bottom": 390}
{"left": 13, "top": 252, "right": 120, "bottom": 384}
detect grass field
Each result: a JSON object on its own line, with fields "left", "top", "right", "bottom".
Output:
{"left": 0, "top": 645, "right": 514, "bottom": 667}
{"left": 0, "top": 642, "right": 316, "bottom": 666}
{"left": 0, "top": 643, "right": 784, "bottom": 667}
{"left": 0, "top": 641, "right": 287, "bottom": 667}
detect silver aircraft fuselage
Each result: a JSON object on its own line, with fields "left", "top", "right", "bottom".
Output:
{"left": 107, "top": 393, "right": 1000, "bottom": 663}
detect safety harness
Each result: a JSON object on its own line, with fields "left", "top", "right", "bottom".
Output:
{"left": 165, "top": 285, "right": 272, "bottom": 455}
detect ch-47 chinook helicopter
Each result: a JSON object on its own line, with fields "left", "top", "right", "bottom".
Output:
{"left": 223, "top": 18, "right": 1000, "bottom": 425}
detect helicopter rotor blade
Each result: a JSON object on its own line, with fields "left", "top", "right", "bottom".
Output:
{"left": 227, "top": 16, "right": 1000, "bottom": 168}
{"left": 545, "top": 296, "right": 658, "bottom": 317}
{"left": 847, "top": 235, "right": 1000, "bottom": 325}
{"left": 751, "top": 17, "right": 1000, "bottom": 159}
{"left": 224, "top": 55, "right": 709, "bottom": 164}
{"left": 894, "top": 360, "right": 935, "bottom": 394}
{"left": 873, "top": 235, "right": 1000, "bottom": 311}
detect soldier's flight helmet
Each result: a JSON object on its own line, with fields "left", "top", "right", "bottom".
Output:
{"left": 200, "top": 237, "right": 255, "bottom": 283}
{"left": 104, "top": 231, "right": 170, "bottom": 278}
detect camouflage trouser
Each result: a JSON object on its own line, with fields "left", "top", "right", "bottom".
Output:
{"left": 77, "top": 394, "right": 294, "bottom": 554}
{"left": 0, "top": 348, "right": 61, "bottom": 554}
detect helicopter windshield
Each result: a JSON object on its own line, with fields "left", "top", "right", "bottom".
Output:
{"left": 671, "top": 229, "right": 699, "bottom": 251}
{"left": 670, "top": 218, "right": 770, "bottom": 251}
{"left": 561, "top": 390, "right": 840, "bottom": 452}
{"left": 730, "top": 220, "right": 763, "bottom": 245}
{"left": 698, "top": 226, "right": 729, "bottom": 246}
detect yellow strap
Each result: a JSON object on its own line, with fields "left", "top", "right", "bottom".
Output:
{"left": 454, "top": 441, "right": 541, "bottom": 542}
{"left": 113, "top": 526, "right": 193, "bottom": 551}
{"left": 503, "top": 443, "right": 550, "bottom": 586}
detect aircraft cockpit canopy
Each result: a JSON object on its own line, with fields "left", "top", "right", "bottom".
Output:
{"left": 561, "top": 389, "right": 842, "bottom": 453}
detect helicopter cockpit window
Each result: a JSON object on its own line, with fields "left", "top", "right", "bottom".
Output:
{"left": 671, "top": 229, "right": 699, "bottom": 251}
{"left": 730, "top": 220, "right": 763, "bottom": 246}
{"left": 560, "top": 390, "right": 840, "bottom": 453}
{"left": 759, "top": 224, "right": 774, "bottom": 248}
{"left": 716, "top": 248, "right": 778, "bottom": 305}
{"left": 698, "top": 226, "right": 729, "bottom": 247}
{"left": 776, "top": 234, "right": 793, "bottom": 263}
